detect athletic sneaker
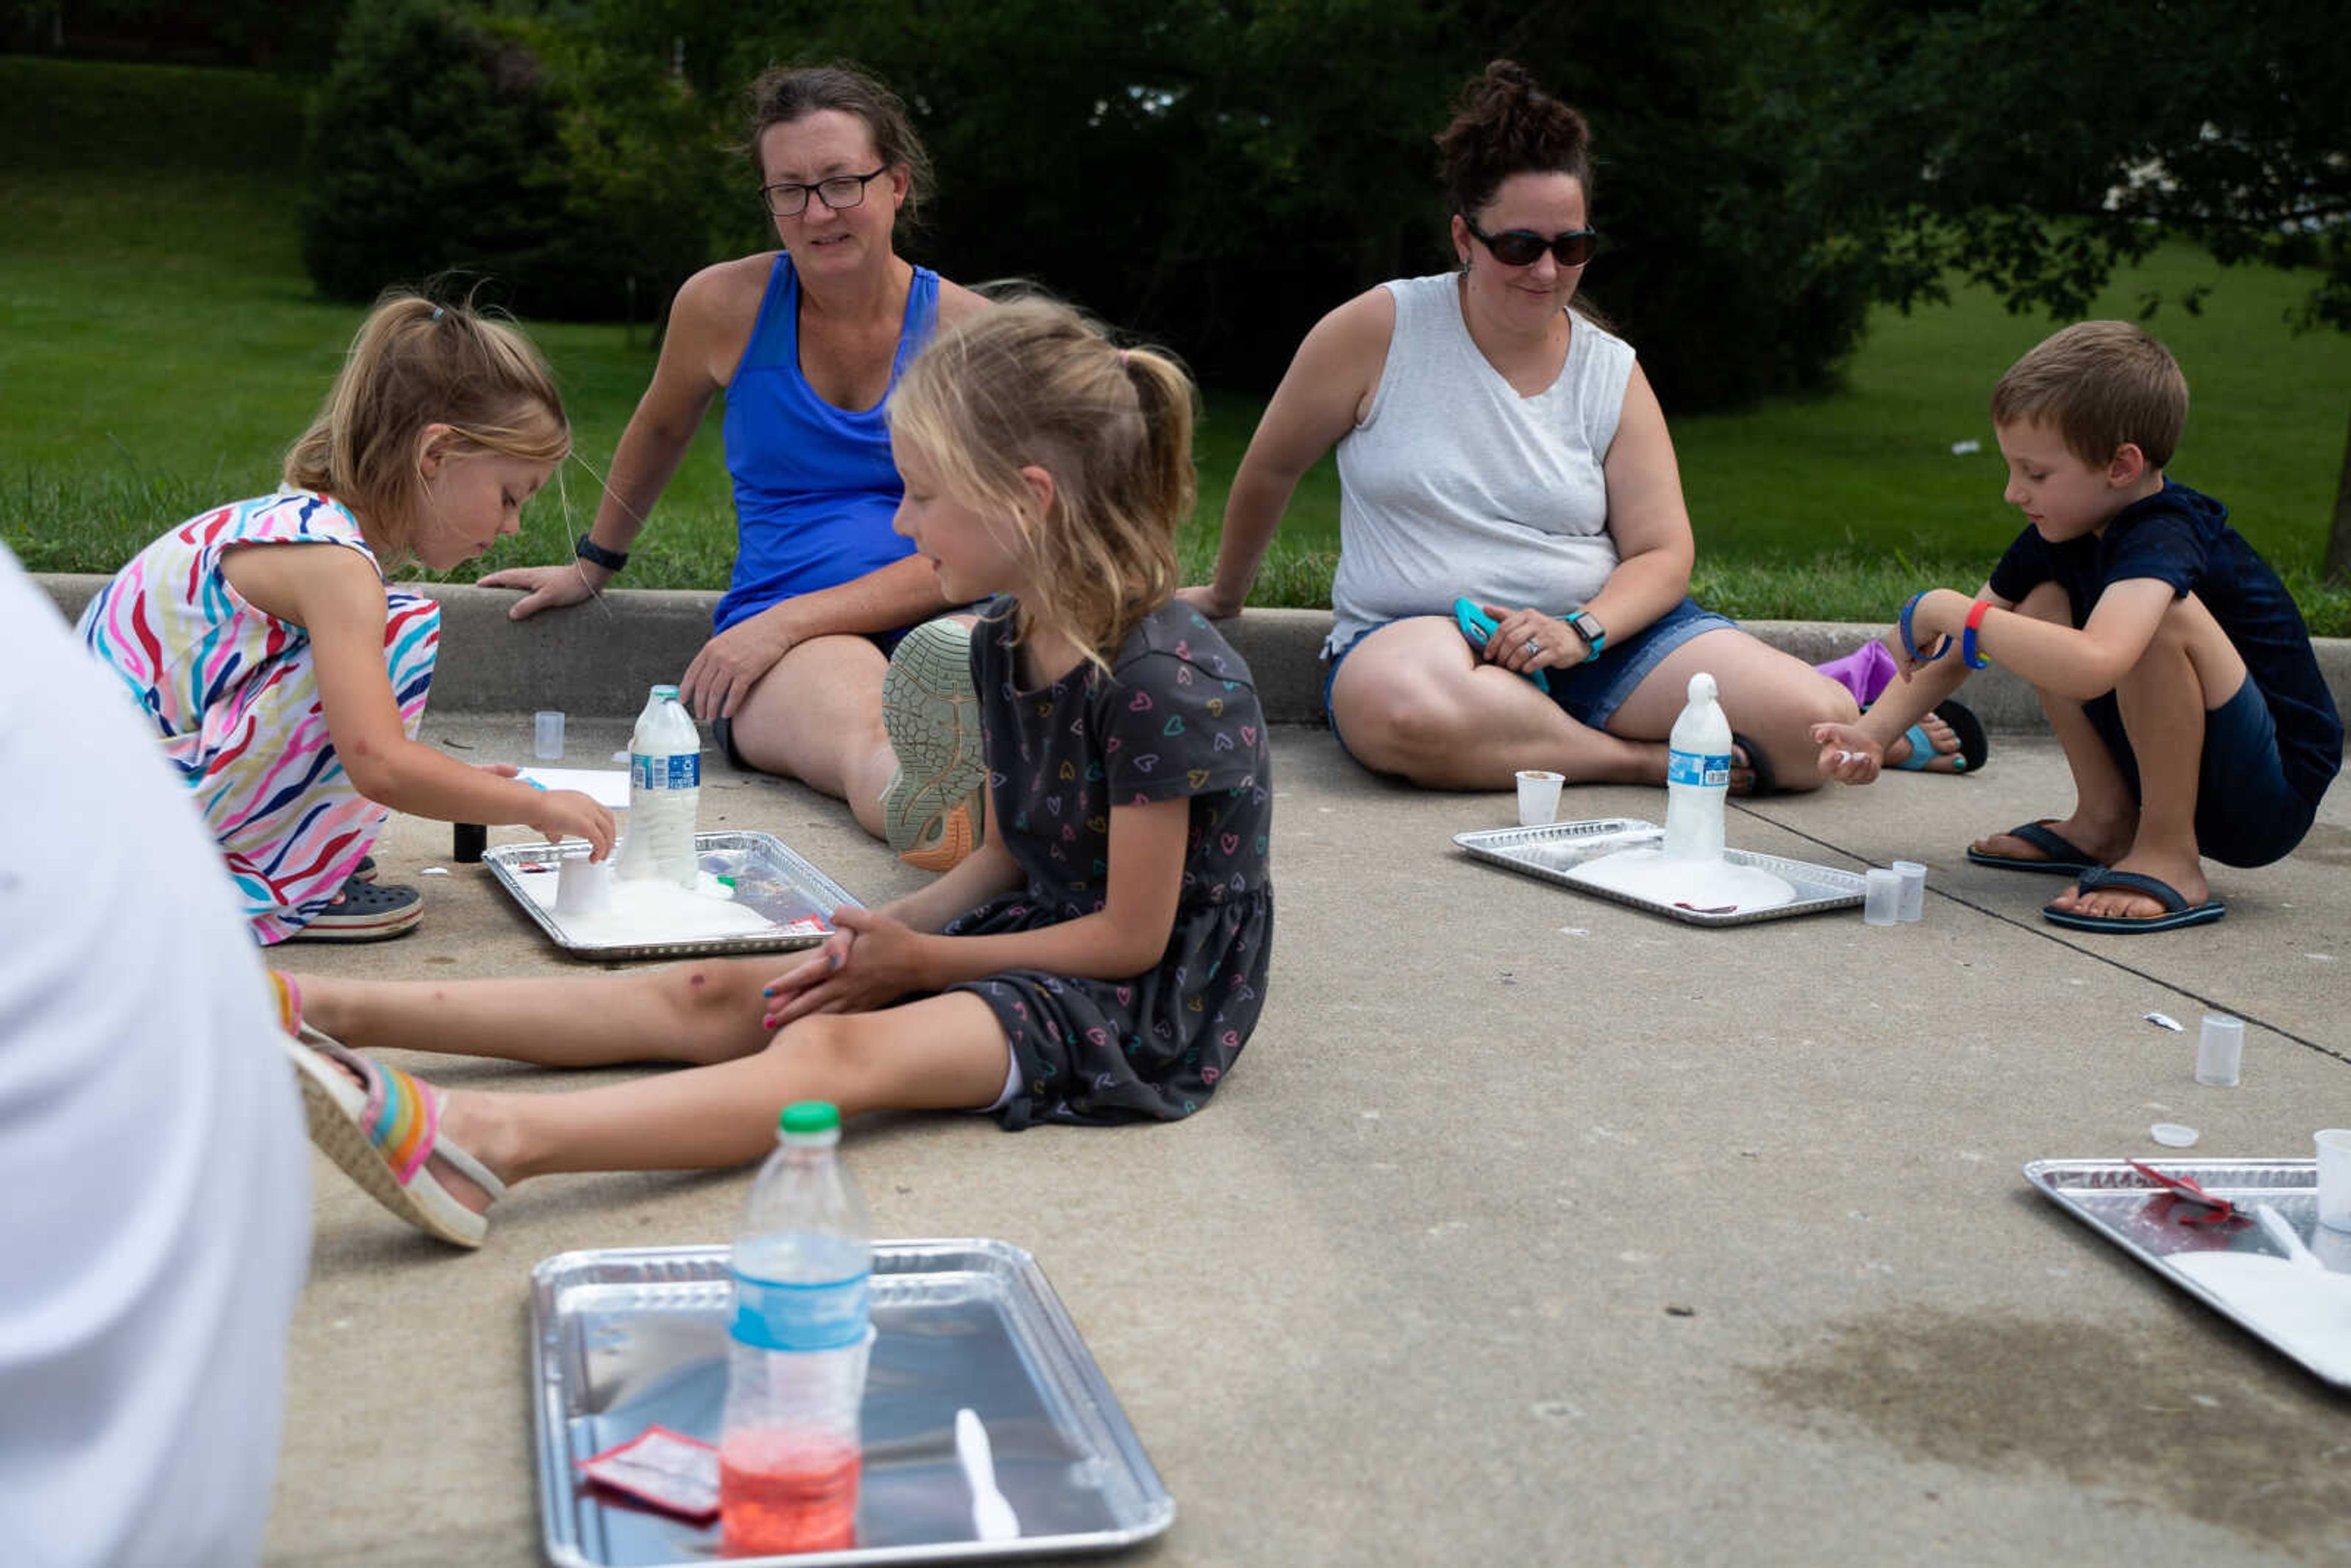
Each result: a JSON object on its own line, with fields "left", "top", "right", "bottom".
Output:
{"left": 879, "top": 618, "right": 987, "bottom": 872}
{"left": 282, "top": 875, "right": 424, "bottom": 942}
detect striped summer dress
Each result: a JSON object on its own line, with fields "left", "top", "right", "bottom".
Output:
{"left": 76, "top": 491, "right": 440, "bottom": 944}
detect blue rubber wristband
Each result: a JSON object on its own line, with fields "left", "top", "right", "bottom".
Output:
{"left": 1899, "top": 591, "right": 1950, "bottom": 664}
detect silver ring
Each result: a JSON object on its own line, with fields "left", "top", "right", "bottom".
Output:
{"left": 1523, "top": 637, "right": 1542, "bottom": 656}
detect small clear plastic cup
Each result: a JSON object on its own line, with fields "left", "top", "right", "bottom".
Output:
{"left": 534, "top": 709, "right": 566, "bottom": 761}
{"left": 1891, "top": 860, "right": 1926, "bottom": 922}
{"left": 555, "top": 853, "right": 612, "bottom": 918}
{"left": 1863, "top": 867, "right": 1902, "bottom": 926}
{"left": 2194, "top": 1014, "right": 2243, "bottom": 1087}
{"left": 1515, "top": 770, "right": 1564, "bottom": 828}
{"left": 2316, "top": 1129, "right": 2351, "bottom": 1233}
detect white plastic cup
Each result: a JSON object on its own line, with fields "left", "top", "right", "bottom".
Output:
{"left": 2194, "top": 1014, "right": 2244, "bottom": 1088}
{"left": 2315, "top": 1130, "right": 2351, "bottom": 1233}
{"left": 1516, "top": 770, "right": 1565, "bottom": 828}
{"left": 1863, "top": 868, "right": 1902, "bottom": 926}
{"left": 554, "top": 853, "right": 612, "bottom": 919}
{"left": 533, "top": 709, "right": 566, "bottom": 761}
{"left": 1892, "top": 860, "right": 1926, "bottom": 923}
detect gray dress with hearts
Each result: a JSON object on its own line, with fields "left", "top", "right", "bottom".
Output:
{"left": 943, "top": 598, "right": 1273, "bottom": 1130}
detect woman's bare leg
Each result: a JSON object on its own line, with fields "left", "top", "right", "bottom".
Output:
{"left": 291, "top": 959, "right": 776, "bottom": 1069}
{"left": 1327, "top": 618, "right": 1664, "bottom": 787}
{"left": 727, "top": 634, "right": 897, "bottom": 837}
{"left": 433, "top": 992, "right": 1011, "bottom": 1203}
{"left": 1607, "top": 627, "right": 1857, "bottom": 791}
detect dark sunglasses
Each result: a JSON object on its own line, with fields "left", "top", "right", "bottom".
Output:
{"left": 1464, "top": 219, "right": 1599, "bottom": 269}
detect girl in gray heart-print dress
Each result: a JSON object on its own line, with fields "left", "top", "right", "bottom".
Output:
{"left": 276, "top": 297, "right": 1273, "bottom": 1245}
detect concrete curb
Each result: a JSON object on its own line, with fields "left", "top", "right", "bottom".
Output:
{"left": 36, "top": 572, "right": 2351, "bottom": 730}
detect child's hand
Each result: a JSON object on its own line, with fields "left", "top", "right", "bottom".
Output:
{"left": 526, "top": 789, "right": 618, "bottom": 860}
{"left": 1809, "top": 722, "right": 1884, "bottom": 784}
{"left": 761, "top": 907, "right": 928, "bottom": 1027}
{"left": 760, "top": 930, "right": 853, "bottom": 1025}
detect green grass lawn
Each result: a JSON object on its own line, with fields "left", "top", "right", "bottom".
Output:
{"left": 6, "top": 55, "right": 2347, "bottom": 631}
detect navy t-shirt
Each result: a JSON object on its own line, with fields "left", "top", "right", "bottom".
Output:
{"left": 1987, "top": 479, "right": 2342, "bottom": 805}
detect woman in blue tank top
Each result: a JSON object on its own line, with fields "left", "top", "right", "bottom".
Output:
{"left": 483, "top": 66, "right": 992, "bottom": 865}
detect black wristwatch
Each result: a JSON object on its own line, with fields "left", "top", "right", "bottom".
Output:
{"left": 574, "top": 533, "right": 629, "bottom": 573}
{"left": 1564, "top": 608, "right": 1606, "bottom": 662}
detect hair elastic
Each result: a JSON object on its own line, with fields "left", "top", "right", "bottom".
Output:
{"left": 430, "top": 306, "right": 445, "bottom": 321}
{"left": 1897, "top": 590, "right": 1949, "bottom": 664}
{"left": 1961, "top": 599, "right": 1994, "bottom": 670}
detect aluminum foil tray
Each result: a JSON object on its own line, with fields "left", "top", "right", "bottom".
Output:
{"left": 1453, "top": 818, "right": 1867, "bottom": 926}
{"left": 531, "top": 1240, "right": 1174, "bottom": 1566}
{"left": 487, "top": 831, "right": 861, "bottom": 961}
{"left": 2025, "top": 1158, "right": 2349, "bottom": 1389}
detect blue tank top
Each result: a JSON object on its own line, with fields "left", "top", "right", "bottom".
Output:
{"left": 714, "top": 254, "right": 940, "bottom": 632}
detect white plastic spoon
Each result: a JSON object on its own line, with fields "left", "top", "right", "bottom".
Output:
{"left": 956, "top": 1407, "right": 1020, "bottom": 1543}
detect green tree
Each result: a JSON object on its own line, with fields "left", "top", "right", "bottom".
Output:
{"left": 300, "top": 0, "right": 724, "bottom": 322}
{"left": 1803, "top": 0, "right": 2351, "bottom": 577}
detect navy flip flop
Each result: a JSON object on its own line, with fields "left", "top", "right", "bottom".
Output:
{"left": 1886, "top": 699, "right": 1989, "bottom": 774}
{"left": 2042, "top": 868, "right": 2226, "bottom": 934}
{"left": 1966, "top": 820, "right": 2099, "bottom": 876}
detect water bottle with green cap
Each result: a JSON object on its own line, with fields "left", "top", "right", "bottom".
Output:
{"left": 719, "top": 1101, "right": 874, "bottom": 1554}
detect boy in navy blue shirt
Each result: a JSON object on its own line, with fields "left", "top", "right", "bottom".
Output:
{"left": 1810, "top": 321, "right": 2342, "bottom": 932}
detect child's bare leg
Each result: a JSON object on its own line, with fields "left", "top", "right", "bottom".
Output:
{"left": 429, "top": 992, "right": 1011, "bottom": 1208}
{"left": 2050, "top": 593, "right": 2248, "bottom": 920}
{"left": 1969, "top": 582, "right": 2138, "bottom": 866}
{"left": 291, "top": 959, "right": 773, "bottom": 1068}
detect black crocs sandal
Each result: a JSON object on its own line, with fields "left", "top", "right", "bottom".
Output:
{"left": 284, "top": 876, "right": 423, "bottom": 942}
{"left": 353, "top": 855, "right": 377, "bottom": 883}
{"left": 1728, "top": 732, "right": 1785, "bottom": 797}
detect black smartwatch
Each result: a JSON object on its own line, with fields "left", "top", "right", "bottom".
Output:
{"left": 573, "top": 533, "right": 629, "bottom": 573}
{"left": 1564, "top": 608, "right": 1606, "bottom": 662}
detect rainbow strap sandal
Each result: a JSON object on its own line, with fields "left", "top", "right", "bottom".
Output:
{"left": 272, "top": 975, "right": 504, "bottom": 1248}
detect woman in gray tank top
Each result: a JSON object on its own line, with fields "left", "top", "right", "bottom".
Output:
{"left": 1183, "top": 61, "right": 1971, "bottom": 793}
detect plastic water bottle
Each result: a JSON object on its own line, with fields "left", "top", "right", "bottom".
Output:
{"left": 719, "top": 1101, "right": 873, "bottom": 1557}
{"left": 618, "top": 683, "right": 699, "bottom": 888}
{"left": 1662, "top": 672, "right": 1731, "bottom": 862}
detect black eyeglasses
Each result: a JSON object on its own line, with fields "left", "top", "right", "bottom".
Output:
{"left": 760, "top": 166, "right": 891, "bottom": 217}
{"left": 1464, "top": 219, "right": 1599, "bottom": 269}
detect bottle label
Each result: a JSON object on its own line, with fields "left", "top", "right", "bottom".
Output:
{"left": 1668, "top": 748, "right": 1731, "bottom": 789}
{"left": 730, "top": 1269, "right": 870, "bottom": 1352}
{"left": 632, "top": 752, "right": 702, "bottom": 791}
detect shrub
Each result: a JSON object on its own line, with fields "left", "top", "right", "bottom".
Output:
{"left": 299, "top": 0, "right": 724, "bottom": 323}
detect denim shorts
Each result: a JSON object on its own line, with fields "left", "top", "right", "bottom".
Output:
{"left": 1322, "top": 596, "right": 1736, "bottom": 761}
{"left": 2082, "top": 673, "right": 2317, "bottom": 868}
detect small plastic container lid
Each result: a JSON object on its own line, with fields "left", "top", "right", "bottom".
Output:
{"left": 2148, "top": 1122, "right": 2200, "bottom": 1148}
{"left": 653, "top": 683, "right": 681, "bottom": 701}
{"left": 779, "top": 1101, "right": 841, "bottom": 1142}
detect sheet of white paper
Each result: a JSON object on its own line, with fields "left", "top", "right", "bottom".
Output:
{"left": 2171, "top": 1251, "right": 2351, "bottom": 1383}
{"left": 517, "top": 767, "right": 634, "bottom": 809}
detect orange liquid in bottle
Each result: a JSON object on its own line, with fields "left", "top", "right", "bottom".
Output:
{"left": 719, "top": 1431, "right": 860, "bottom": 1556}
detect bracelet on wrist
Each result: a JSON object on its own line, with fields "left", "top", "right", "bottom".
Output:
{"left": 574, "top": 533, "right": 629, "bottom": 573}
{"left": 1899, "top": 590, "right": 1950, "bottom": 664}
{"left": 1961, "top": 599, "right": 1993, "bottom": 670}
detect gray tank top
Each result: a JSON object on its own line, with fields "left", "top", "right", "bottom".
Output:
{"left": 1327, "top": 272, "right": 1637, "bottom": 656}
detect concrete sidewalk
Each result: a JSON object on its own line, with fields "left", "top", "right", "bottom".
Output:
{"left": 32, "top": 575, "right": 2351, "bottom": 1562}
{"left": 263, "top": 708, "right": 2349, "bottom": 1566}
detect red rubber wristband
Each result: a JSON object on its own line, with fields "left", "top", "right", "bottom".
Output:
{"left": 1961, "top": 599, "right": 1993, "bottom": 670}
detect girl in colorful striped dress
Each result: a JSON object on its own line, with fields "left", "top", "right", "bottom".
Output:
{"left": 77, "top": 294, "right": 615, "bottom": 943}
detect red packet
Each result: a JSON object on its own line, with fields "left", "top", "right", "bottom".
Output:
{"left": 577, "top": 1425, "right": 721, "bottom": 1521}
